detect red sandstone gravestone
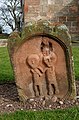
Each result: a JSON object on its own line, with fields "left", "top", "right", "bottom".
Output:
{"left": 8, "top": 20, "right": 76, "bottom": 101}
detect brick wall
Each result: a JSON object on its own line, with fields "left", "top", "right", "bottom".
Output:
{"left": 24, "top": 0, "right": 79, "bottom": 41}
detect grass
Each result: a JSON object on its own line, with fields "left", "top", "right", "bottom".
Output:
{"left": 0, "top": 34, "right": 8, "bottom": 39}
{"left": 72, "top": 46, "right": 79, "bottom": 80}
{"left": 0, "top": 47, "right": 14, "bottom": 83}
{"left": 0, "top": 46, "right": 79, "bottom": 83}
{"left": 0, "top": 107, "right": 79, "bottom": 120}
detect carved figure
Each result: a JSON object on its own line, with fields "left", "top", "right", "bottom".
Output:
{"left": 27, "top": 54, "right": 44, "bottom": 96}
{"left": 41, "top": 40, "right": 59, "bottom": 95}
{"left": 27, "top": 40, "right": 59, "bottom": 97}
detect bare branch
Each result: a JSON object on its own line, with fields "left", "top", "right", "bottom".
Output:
{"left": 0, "top": 0, "right": 22, "bottom": 32}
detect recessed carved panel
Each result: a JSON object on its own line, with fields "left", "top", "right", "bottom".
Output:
{"left": 13, "top": 36, "right": 68, "bottom": 99}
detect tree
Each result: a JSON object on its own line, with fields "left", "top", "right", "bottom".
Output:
{"left": 0, "top": 26, "right": 3, "bottom": 34}
{"left": 0, "top": 0, "right": 22, "bottom": 32}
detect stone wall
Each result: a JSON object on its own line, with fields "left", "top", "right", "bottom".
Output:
{"left": 24, "top": 0, "right": 79, "bottom": 41}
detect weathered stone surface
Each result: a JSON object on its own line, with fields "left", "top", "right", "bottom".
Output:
{"left": 8, "top": 20, "right": 76, "bottom": 102}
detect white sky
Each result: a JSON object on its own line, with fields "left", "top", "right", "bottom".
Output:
{"left": 0, "top": 0, "right": 5, "bottom": 6}
{"left": 0, "top": 0, "right": 12, "bottom": 33}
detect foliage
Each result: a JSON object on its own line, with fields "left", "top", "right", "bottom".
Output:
{"left": 0, "top": 107, "right": 79, "bottom": 120}
{"left": 0, "top": 0, "right": 22, "bottom": 32}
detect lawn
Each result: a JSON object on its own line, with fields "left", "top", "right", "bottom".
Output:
{"left": 0, "top": 34, "right": 8, "bottom": 39}
{"left": 72, "top": 46, "right": 79, "bottom": 80}
{"left": 0, "top": 107, "right": 79, "bottom": 120}
{"left": 0, "top": 47, "right": 14, "bottom": 83}
{"left": 0, "top": 46, "right": 79, "bottom": 83}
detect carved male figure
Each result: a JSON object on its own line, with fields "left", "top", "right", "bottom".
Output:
{"left": 41, "top": 40, "right": 59, "bottom": 96}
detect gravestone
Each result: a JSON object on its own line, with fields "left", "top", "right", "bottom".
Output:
{"left": 8, "top": 20, "right": 76, "bottom": 102}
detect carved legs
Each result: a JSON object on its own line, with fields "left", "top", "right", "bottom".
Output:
{"left": 33, "top": 72, "right": 44, "bottom": 97}
{"left": 54, "top": 82, "right": 59, "bottom": 94}
{"left": 46, "top": 68, "right": 59, "bottom": 96}
{"left": 48, "top": 83, "right": 59, "bottom": 96}
{"left": 35, "top": 85, "right": 43, "bottom": 96}
{"left": 48, "top": 84, "right": 54, "bottom": 95}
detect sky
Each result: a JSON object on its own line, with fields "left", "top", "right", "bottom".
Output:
{"left": 0, "top": 0, "right": 5, "bottom": 7}
{"left": 0, "top": 0, "right": 12, "bottom": 34}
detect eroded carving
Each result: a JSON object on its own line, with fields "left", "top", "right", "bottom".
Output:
{"left": 41, "top": 40, "right": 59, "bottom": 96}
{"left": 27, "top": 40, "right": 59, "bottom": 97}
{"left": 27, "top": 54, "right": 44, "bottom": 96}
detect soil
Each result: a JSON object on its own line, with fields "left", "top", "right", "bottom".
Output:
{"left": 0, "top": 81, "right": 79, "bottom": 114}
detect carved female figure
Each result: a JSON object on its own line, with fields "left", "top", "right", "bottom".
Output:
{"left": 27, "top": 54, "right": 44, "bottom": 96}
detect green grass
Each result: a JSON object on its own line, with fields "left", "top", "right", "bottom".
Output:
{"left": 0, "top": 107, "right": 79, "bottom": 120}
{"left": 0, "top": 46, "right": 79, "bottom": 83}
{"left": 0, "top": 47, "right": 14, "bottom": 83}
{"left": 72, "top": 46, "right": 79, "bottom": 80}
{"left": 0, "top": 34, "right": 8, "bottom": 39}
